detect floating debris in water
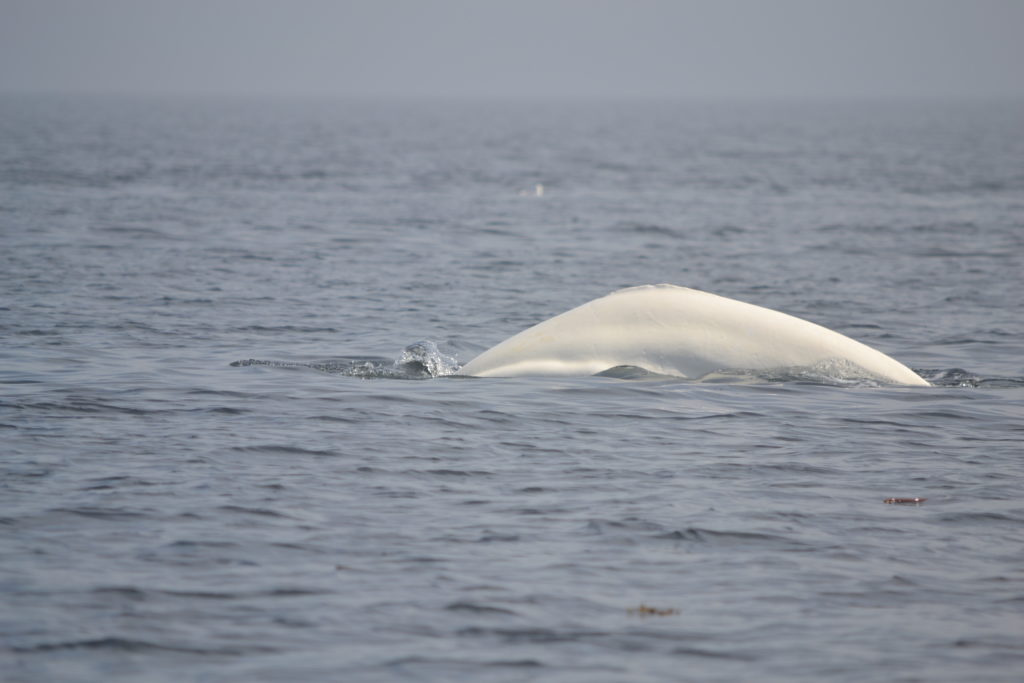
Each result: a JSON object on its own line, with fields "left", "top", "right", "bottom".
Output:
{"left": 884, "top": 497, "right": 927, "bottom": 504}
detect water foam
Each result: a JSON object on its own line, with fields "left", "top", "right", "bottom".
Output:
{"left": 231, "top": 340, "right": 461, "bottom": 380}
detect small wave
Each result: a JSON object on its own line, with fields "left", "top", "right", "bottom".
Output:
{"left": 917, "top": 368, "right": 1024, "bottom": 388}
{"left": 454, "top": 626, "right": 591, "bottom": 644}
{"left": 670, "top": 646, "right": 757, "bottom": 661}
{"left": 14, "top": 636, "right": 276, "bottom": 655}
{"left": 597, "top": 360, "right": 932, "bottom": 386}
{"left": 387, "top": 655, "right": 545, "bottom": 669}
{"left": 49, "top": 506, "right": 147, "bottom": 521}
{"left": 702, "top": 365, "right": 1024, "bottom": 388}
{"left": 236, "top": 325, "right": 340, "bottom": 333}
{"left": 655, "top": 527, "right": 808, "bottom": 550}
{"left": 230, "top": 340, "right": 460, "bottom": 380}
{"left": 610, "top": 222, "right": 685, "bottom": 238}
{"left": 699, "top": 359, "right": 914, "bottom": 387}
{"left": 445, "top": 601, "right": 518, "bottom": 615}
{"left": 229, "top": 444, "right": 340, "bottom": 457}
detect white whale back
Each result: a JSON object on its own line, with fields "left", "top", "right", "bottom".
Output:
{"left": 456, "top": 284, "right": 928, "bottom": 386}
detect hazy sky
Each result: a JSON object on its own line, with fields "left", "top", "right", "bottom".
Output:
{"left": 2, "top": 0, "right": 1022, "bottom": 99}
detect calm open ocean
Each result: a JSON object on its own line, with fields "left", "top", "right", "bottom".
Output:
{"left": 2, "top": 95, "right": 1023, "bottom": 681}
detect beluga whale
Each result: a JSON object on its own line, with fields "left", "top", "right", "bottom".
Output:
{"left": 455, "top": 285, "right": 929, "bottom": 386}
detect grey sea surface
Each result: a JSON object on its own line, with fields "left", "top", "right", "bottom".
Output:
{"left": 2, "top": 95, "right": 1023, "bottom": 682}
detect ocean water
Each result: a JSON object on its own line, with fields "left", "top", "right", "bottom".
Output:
{"left": 1, "top": 95, "right": 1023, "bottom": 682}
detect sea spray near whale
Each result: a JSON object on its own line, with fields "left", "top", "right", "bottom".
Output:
{"left": 455, "top": 285, "right": 929, "bottom": 386}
